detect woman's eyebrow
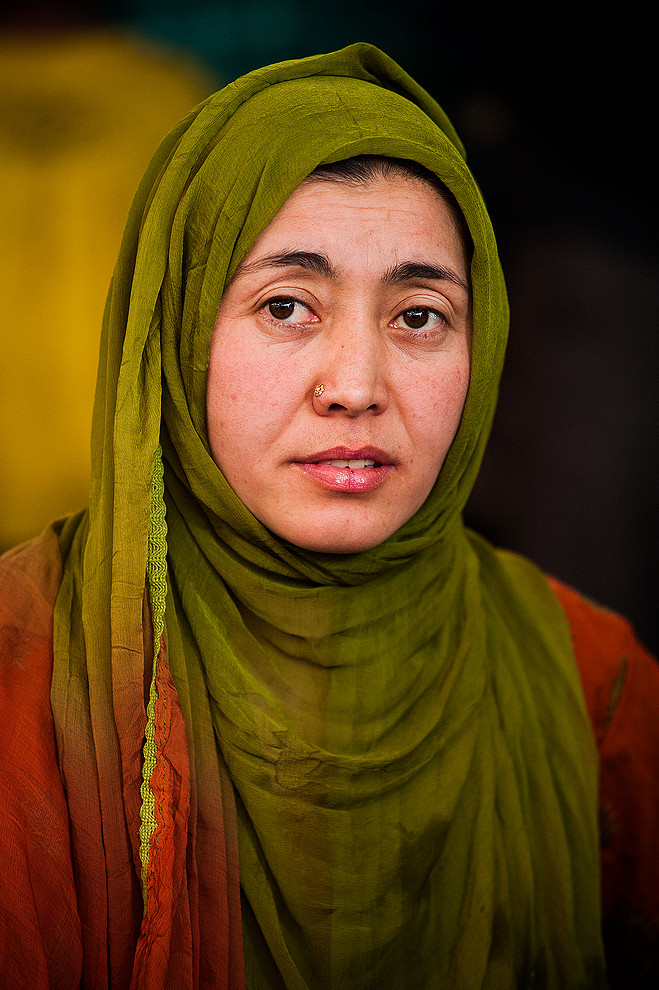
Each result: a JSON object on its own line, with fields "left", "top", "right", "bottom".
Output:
{"left": 232, "top": 252, "right": 469, "bottom": 294}
{"left": 233, "top": 250, "right": 337, "bottom": 281}
{"left": 382, "top": 261, "right": 470, "bottom": 293}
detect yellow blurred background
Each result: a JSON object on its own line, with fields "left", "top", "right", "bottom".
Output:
{"left": 0, "top": 25, "right": 214, "bottom": 548}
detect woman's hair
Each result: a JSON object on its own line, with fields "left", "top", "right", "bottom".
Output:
{"left": 303, "top": 154, "right": 472, "bottom": 257}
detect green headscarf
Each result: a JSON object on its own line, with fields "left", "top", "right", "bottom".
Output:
{"left": 52, "top": 43, "right": 606, "bottom": 988}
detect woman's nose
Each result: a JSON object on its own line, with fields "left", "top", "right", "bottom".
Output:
{"left": 311, "top": 321, "right": 389, "bottom": 417}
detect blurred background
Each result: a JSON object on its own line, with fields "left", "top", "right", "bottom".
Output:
{"left": 1, "top": 1, "right": 656, "bottom": 652}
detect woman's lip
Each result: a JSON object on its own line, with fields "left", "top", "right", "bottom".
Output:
{"left": 294, "top": 460, "right": 394, "bottom": 494}
{"left": 293, "top": 446, "right": 395, "bottom": 493}
{"left": 295, "top": 446, "right": 394, "bottom": 466}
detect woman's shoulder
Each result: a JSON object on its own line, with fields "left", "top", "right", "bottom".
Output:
{"left": 547, "top": 576, "right": 659, "bottom": 746}
{"left": 0, "top": 522, "right": 64, "bottom": 806}
{"left": 0, "top": 523, "right": 63, "bottom": 691}
{"left": 0, "top": 511, "right": 84, "bottom": 666}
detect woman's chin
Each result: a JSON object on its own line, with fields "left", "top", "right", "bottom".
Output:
{"left": 249, "top": 489, "right": 428, "bottom": 555}
{"left": 273, "top": 519, "right": 398, "bottom": 555}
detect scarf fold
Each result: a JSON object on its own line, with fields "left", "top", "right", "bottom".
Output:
{"left": 51, "top": 42, "right": 606, "bottom": 988}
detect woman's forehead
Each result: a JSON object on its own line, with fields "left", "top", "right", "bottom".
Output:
{"left": 232, "top": 173, "right": 471, "bottom": 291}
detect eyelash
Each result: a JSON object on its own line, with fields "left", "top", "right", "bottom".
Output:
{"left": 261, "top": 296, "right": 450, "bottom": 338}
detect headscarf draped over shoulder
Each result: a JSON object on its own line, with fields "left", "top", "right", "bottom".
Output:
{"left": 51, "top": 43, "right": 605, "bottom": 989}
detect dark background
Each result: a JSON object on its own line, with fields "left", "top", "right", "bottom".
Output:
{"left": 4, "top": 1, "right": 657, "bottom": 652}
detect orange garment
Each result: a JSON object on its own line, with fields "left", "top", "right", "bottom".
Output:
{"left": 0, "top": 526, "right": 243, "bottom": 989}
{"left": 1, "top": 530, "right": 657, "bottom": 987}
{"left": 0, "top": 531, "right": 80, "bottom": 987}
{"left": 549, "top": 578, "right": 659, "bottom": 984}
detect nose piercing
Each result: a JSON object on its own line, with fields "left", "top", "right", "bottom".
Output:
{"left": 314, "top": 383, "right": 325, "bottom": 397}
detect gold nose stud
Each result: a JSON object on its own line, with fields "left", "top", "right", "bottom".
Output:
{"left": 314, "top": 383, "right": 325, "bottom": 397}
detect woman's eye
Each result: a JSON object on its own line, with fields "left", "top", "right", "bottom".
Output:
{"left": 392, "top": 307, "right": 446, "bottom": 332}
{"left": 265, "top": 297, "right": 317, "bottom": 323}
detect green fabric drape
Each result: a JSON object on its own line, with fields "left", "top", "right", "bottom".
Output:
{"left": 51, "top": 43, "right": 606, "bottom": 988}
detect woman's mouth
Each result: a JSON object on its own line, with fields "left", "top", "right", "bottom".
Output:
{"left": 294, "top": 448, "right": 394, "bottom": 493}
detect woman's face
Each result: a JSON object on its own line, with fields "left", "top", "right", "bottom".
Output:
{"left": 207, "top": 173, "right": 471, "bottom": 553}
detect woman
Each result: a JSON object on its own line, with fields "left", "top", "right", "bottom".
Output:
{"left": 0, "top": 43, "right": 657, "bottom": 990}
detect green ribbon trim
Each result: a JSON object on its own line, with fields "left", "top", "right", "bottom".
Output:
{"left": 138, "top": 445, "right": 168, "bottom": 905}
